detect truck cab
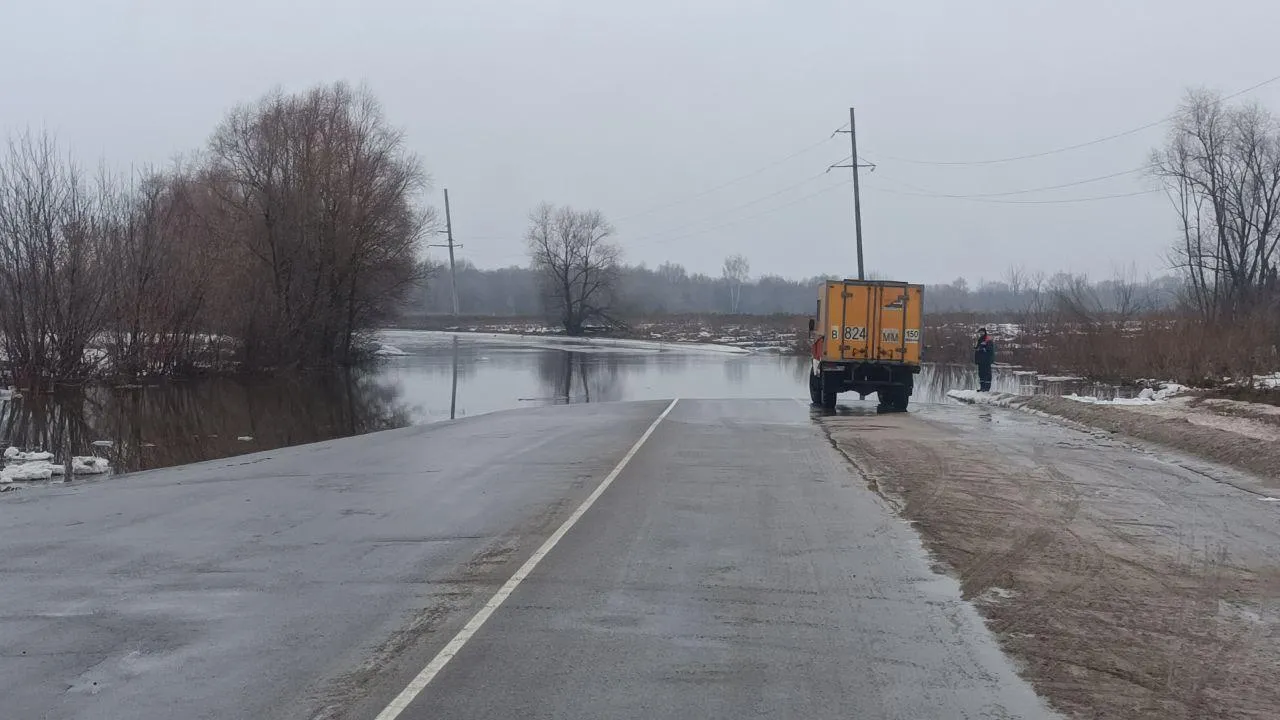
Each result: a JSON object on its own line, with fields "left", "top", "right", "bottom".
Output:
{"left": 808, "top": 279, "right": 923, "bottom": 411}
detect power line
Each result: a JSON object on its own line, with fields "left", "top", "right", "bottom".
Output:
{"left": 873, "top": 72, "right": 1280, "bottom": 166}
{"left": 643, "top": 178, "right": 851, "bottom": 247}
{"left": 869, "top": 164, "right": 1150, "bottom": 199}
{"left": 873, "top": 186, "right": 1159, "bottom": 204}
{"left": 877, "top": 123, "right": 1165, "bottom": 167}
{"left": 625, "top": 168, "right": 834, "bottom": 242}
{"left": 613, "top": 134, "right": 835, "bottom": 222}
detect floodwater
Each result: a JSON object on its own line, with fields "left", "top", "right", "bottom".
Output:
{"left": 0, "top": 331, "right": 1128, "bottom": 475}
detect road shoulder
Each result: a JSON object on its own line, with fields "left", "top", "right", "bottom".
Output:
{"left": 950, "top": 390, "right": 1280, "bottom": 488}
{"left": 823, "top": 409, "right": 1280, "bottom": 719}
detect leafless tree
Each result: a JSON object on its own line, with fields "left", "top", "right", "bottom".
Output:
{"left": 206, "top": 82, "right": 433, "bottom": 369}
{"left": 526, "top": 203, "right": 621, "bottom": 335}
{"left": 0, "top": 131, "right": 113, "bottom": 389}
{"left": 1152, "top": 90, "right": 1280, "bottom": 318}
{"left": 101, "top": 164, "right": 225, "bottom": 379}
{"left": 1106, "top": 263, "right": 1150, "bottom": 321}
{"left": 722, "top": 254, "right": 750, "bottom": 313}
{"left": 1049, "top": 272, "right": 1103, "bottom": 325}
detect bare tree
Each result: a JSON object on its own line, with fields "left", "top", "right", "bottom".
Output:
{"left": 206, "top": 82, "right": 433, "bottom": 369}
{"left": 1152, "top": 90, "right": 1280, "bottom": 318}
{"left": 722, "top": 254, "right": 750, "bottom": 313}
{"left": 526, "top": 203, "right": 621, "bottom": 335}
{"left": 102, "top": 164, "right": 226, "bottom": 379}
{"left": 0, "top": 131, "right": 113, "bottom": 389}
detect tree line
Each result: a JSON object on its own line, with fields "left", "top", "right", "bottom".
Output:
{"left": 0, "top": 82, "right": 431, "bottom": 390}
{"left": 406, "top": 256, "right": 1179, "bottom": 321}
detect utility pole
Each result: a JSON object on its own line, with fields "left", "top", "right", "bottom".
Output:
{"left": 831, "top": 108, "right": 874, "bottom": 280}
{"left": 429, "top": 189, "right": 463, "bottom": 317}
{"left": 443, "top": 189, "right": 459, "bottom": 316}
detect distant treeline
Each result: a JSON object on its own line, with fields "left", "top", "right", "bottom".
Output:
{"left": 408, "top": 261, "right": 1181, "bottom": 318}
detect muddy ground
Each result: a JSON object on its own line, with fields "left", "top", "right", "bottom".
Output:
{"left": 1022, "top": 395, "right": 1280, "bottom": 487}
{"left": 823, "top": 406, "right": 1280, "bottom": 719}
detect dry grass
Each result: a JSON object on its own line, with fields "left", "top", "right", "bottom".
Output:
{"left": 927, "top": 309, "right": 1280, "bottom": 393}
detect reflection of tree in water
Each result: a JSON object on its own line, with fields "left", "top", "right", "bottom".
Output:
{"left": 412, "top": 336, "right": 487, "bottom": 381}
{"left": 0, "top": 371, "right": 410, "bottom": 474}
{"left": 723, "top": 357, "right": 749, "bottom": 387}
{"left": 534, "top": 351, "right": 627, "bottom": 404}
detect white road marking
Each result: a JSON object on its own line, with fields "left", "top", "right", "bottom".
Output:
{"left": 372, "top": 398, "right": 681, "bottom": 720}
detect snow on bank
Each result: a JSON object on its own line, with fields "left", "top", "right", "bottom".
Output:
{"left": 1252, "top": 373, "right": 1280, "bottom": 389}
{"left": 372, "top": 343, "right": 409, "bottom": 357}
{"left": 4, "top": 447, "right": 53, "bottom": 463}
{"left": 946, "top": 390, "right": 1027, "bottom": 408}
{"left": 395, "top": 330, "right": 752, "bottom": 355}
{"left": 949, "top": 383, "right": 1189, "bottom": 409}
{"left": 1, "top": 447, "right": 111, "bottom": 483}
{"left": 1, "top": 463, "right": 55, "bottom": 482}
{"left": 1063, "top": 383, "right": 1188, "bottom": 405}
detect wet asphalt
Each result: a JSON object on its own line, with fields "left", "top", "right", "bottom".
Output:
{"left": 0, "top": 399, "right": 1055, "bottom": 719}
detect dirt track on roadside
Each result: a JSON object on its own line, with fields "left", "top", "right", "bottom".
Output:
{"left": 824, "top": 409, "right": 1280, "bottom": 719}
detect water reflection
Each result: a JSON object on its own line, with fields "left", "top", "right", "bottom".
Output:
{"left": 0, "top": 331, "right": 1140, "bottom": 478}
{"left": 533, "top": 351, "right": 628, "bottom": 404}
{"left": 914, "top": 363, "right": 1135, "bottom": 403}
{"left": 1, "top": 372, "right": 410, "bottom": 474}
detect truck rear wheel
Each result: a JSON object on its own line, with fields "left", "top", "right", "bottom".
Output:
{"left": 878, "top": 386, "right": 910, "bottom": 412}
{"left": 809, "top": 373, "right": 822, "bottom": 405}
{"left": 819, "top": 375, "right": 838, "bottom": 409}
{"left": 894, "top": 388, "right": 910, "bottom": 412}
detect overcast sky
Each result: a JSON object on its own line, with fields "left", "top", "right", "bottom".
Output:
{"left": 4, "top": 0, "right": 1280, "bottom": 284}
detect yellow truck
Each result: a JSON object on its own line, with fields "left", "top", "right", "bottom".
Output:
{"left": 807, "top": 279, "right": 924, "bottom": 411}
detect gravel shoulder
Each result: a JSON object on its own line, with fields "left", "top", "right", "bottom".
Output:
{"left": 823, "top": 405, "right": 1280, "bottom": 719}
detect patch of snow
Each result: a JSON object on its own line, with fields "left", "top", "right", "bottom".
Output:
{"left": 91, "top": 440, "right": 113, "bottom": 448}
{"left": 70, "top": 457, "right": 110, "bottom": 475}
{"left": 0, "top": 386, "right": 21, "bottom": 401}
{"left": 1, "top": 463, "right": 53, "bottom": 482}
{"left": 1062, "top": 384, "right": 1186, "bottom": 406}
{"left": 1037, "top": 375, "right": 1084, "bottom": 382}
{"left": 1261, "top": 497, "right": 1280, "bottom": 503}
{"left": 237, "top": 436, "right": 253, "bottom": 442}
{"left": 946, "top": 390, "right": 1026, "bottom": 408}
{"left": 4, "top": 447, "right": 53, "bottom": 463}
{"left": 373, "top": 343, "right": 409, "bottom": 357}
{"left": 975, "top": 586, "right": 1019, "bottom": 606}
{"left": 1, "top": 453, "right": 112, "bottom": 482}
{"left": 1252, "top": 373, "right": 1280, "bottom": 389}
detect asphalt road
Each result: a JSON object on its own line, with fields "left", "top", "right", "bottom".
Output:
{"left": 0, "top": 399, "right": 1055, "bottom": 719}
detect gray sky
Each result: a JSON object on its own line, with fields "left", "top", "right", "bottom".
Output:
{"left": 4, "top": 0, "right": 1280, "bottom": 284}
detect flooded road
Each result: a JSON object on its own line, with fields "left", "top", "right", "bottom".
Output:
{"left": 0, "top": 330, "right": 1124, "bottom": 474}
